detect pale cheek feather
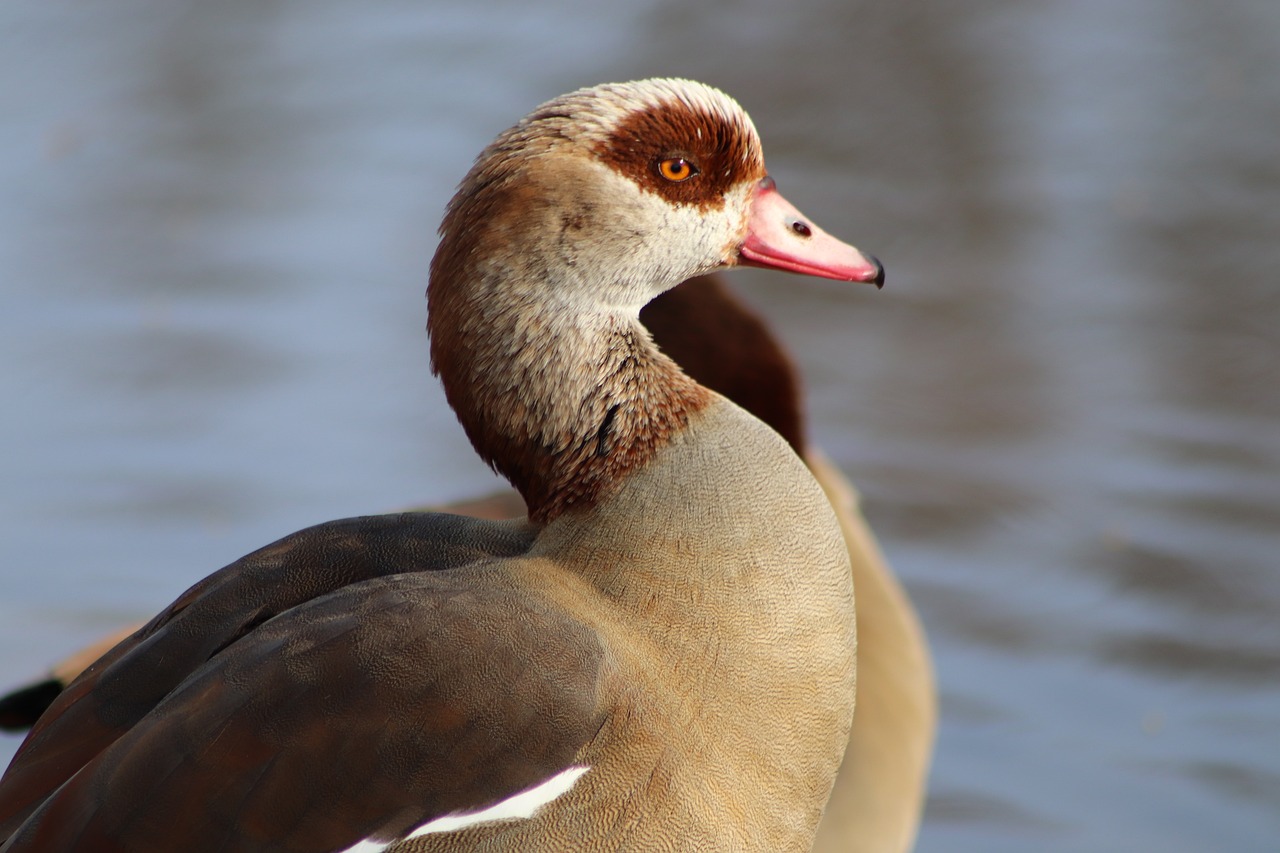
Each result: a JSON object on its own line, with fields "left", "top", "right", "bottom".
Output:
{"left": 339, "top": 766, "right": 590, "bottom": 852}
{"left": 607, "top": 173, "right": 752, "bottom": 291}
{"left": 656, "top": 196, "right": 746, "bottom": 279}
{"left": 542, "top": 163, "right": 748, "bottom": 313}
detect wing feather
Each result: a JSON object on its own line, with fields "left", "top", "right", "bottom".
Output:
{"left": 0, "top": 512, "right": 608, "bottom": 853}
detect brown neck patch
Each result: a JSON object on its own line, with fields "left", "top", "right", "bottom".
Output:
{"left": 430, "top": 287, "right": 711, "bottom": 523}
{"left": 594, "top": 97, "right": 765, "bottom": 213}
{"left": 516, "top": 328, "right": 712, "bottom": 524}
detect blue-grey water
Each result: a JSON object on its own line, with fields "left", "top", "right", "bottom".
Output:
{"left": 2, "top": 2, "right": 1277, "bottom": 850}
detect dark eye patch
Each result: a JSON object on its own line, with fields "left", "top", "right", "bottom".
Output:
{"left": 594, "top": 100, "right": 764, "bottom": 211}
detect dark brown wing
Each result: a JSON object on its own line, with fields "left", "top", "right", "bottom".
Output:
{"left": 0, "top": 511, "right": 540, "bottom": 843}
{"left": 3, "top": 570, "right": 606, "bottom": 852}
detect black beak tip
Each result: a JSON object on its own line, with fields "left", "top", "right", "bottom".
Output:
{"left": 867, "top": 254, "right": 885, "bottom": 289}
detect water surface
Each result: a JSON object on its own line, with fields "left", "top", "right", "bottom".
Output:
{"left": 2, "top": 1, "right": 1277, "bottom": 850}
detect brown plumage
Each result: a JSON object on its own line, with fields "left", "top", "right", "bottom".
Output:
{"left": 0, "top": 79, "right": 888, "bottom": 851}
{"left": 1, "top": 275, "right": 934, "bottom": 853}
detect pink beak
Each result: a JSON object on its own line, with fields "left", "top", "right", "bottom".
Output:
{"left": 737, "top": 177, "right": 884, "bottom": 287}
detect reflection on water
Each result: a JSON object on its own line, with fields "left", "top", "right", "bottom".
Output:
{"left": 1, "top": 0, "right": 1277, "bottom": 849}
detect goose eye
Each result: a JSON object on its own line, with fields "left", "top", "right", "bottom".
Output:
{"left": 657, "top": 157, "right": 699, "bottom": 183}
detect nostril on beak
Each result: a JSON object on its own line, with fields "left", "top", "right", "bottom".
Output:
{"left": 791, "top": 220, "right": 812, "bottom": 238}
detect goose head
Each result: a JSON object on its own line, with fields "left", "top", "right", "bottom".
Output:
{"left": 427, "top": 79, "right": 881, "bottom": 521}
{"left": 431, "top": 78, "right": 881, "bottom": 321}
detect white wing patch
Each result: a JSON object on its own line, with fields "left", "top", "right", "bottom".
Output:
{"left": 339, "top": 765, "right": 590, "bottom": 851}
{"left": 339, "top": 840, "right": 392, "bottom": 853}
{"left": 407, "top": 765, "right": 590, "bottom": 837}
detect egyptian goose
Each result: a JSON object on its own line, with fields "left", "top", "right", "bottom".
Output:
{"left": 0, "top": 79, "right": 883, "bottom": 851}
{"left": 0, "top": 274, "right": 934, "bottom": 853}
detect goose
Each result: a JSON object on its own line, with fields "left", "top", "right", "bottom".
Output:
{"left": 5, "top": 274, "right": 936, "bottom": 850}
{"left": 0, "top": 79, "right": 884, "bottom": 851}
{"left": 0, "top": 274, "right": 934, "bottom": 852}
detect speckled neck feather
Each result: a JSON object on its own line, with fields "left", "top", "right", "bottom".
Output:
{"left": 428, "top": 274, "right": 710, "bottom": 523}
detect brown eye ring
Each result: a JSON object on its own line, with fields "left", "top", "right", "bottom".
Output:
{"left": 657, "top": 157, "right": 699, "bottom": 183}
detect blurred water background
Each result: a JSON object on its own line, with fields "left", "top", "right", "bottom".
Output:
{"left": 1, "top": 1, "right": 1277, "bottom": 850}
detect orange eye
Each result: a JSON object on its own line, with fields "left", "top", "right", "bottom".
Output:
{"left": 657, "top": 157, "right": 698, "bottom": 182}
